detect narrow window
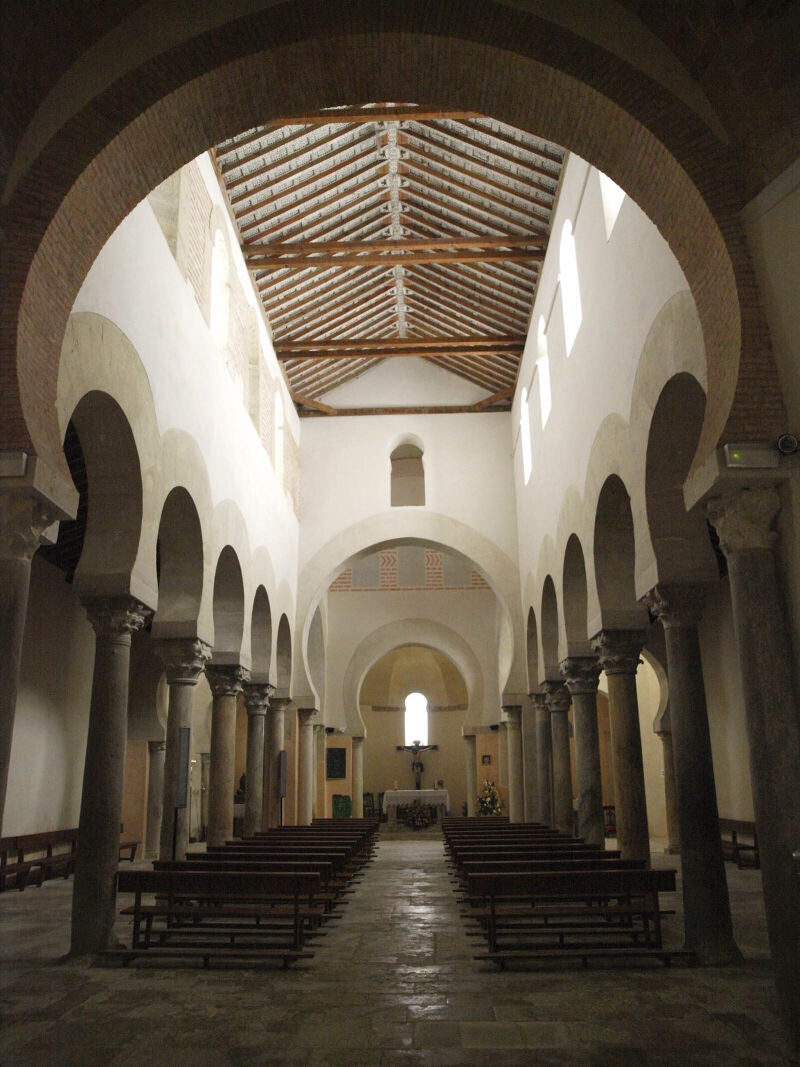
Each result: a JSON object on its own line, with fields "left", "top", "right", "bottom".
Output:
{"left": 559, "top": 220, "right": 582, "bottom": 356}
{"left": 599, "top": 172, "right": 626, "bottom": 239}
{"left": 536, "top": 316, "right": 552, "bottom": 428}
{"left": 390, "top": 443, "right": 425, "bottom": 506}
{"left": 404, "top": 692, "right": 429, "bottom": 746}
{"left": 520, "top": 387, "right": 533, "bottom": 484}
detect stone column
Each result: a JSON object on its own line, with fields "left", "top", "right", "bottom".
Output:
{"left": 243, "top": 683, "right": 272, "bottom": 837}
{"left": 206, "top": 665, "right": 249, "bottom": 846}
{"left": 645, "top": 583, "right": 741, "bottom": 964}
{"left": 352, "top": 736, "right": 365, "bottom": 817}
{"left": 266, "top": 697, "right": 289, "bottom": 827}
{"left": 464, "top": 734, "right": 477, "bottom": 816}
{"left": 655, "top": 717, "right": 681, "bottom": 854}
{"left": 543, "top": 681, "right": 574, "bottom": 835}
{"left": 70, "top": 596, "right": 149, "bottom": 956}
{"left": 0, "top": 494, "right": 59, "bottom": 827}
{"left": 522, "top": 699, "right": 539, "bottom": 822}
{"left": 153, "top": 638, "right": 211, "bottom": 860}
{"left": 707, "top": 487, "right": 800, "bottom": 1045}
{"left": 561, "top": 657, "right": 604, "bottom": 847}
{"left": 297, "top": 709, "right": 316, "bottom": 825}
{"left": 496, "top": 722, "right": 508, "bottom": 789}
{"left": 532, "top": 691, "right": 553, "bottom": 826}
{"left": 503, "top": 706, "right": 524, "bottom": 822}
{"left": 145, "top": 740, "right": 166, "bottom": 858}
{"left": 591, "top": 630, "right": 650, "bottom": 863}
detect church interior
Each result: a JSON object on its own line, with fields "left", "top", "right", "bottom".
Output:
{"left": 1, "top": 3, "right": 799, "bottom": 1062}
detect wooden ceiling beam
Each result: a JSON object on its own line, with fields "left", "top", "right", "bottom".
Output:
{"left": 243, "top": 236, "right": 546, "bottom": 255}
{"left": 278, "top": 282, "right": 395, "bottom": 336}
{"left": 224, "top": 124, "right": 361, "bottom": 191}
{"left": 402, "top": 186, "right": 541, "bottom": 247}
{"left": 277, "top": 336, "right": 523, "bottom": 353}
{"left": 402, "top": 168, "right": 537, "bottom": 230}
{"left": 461, "top": 119, "right": 566, "bottom": 169}
{"left": 264, "top": 107, "right": 484, "bottom": 126}
{"left": 245, "top": 183, "right": 389, "bottom": 240}
{"left": 407, "top": 281, "right": 518, "bottom": 336}
{"left": 218, "top": 123, "right": 324, "bottom": 174}
{"left": 411, "top": 264, "right": 531, "bottom": 323}
{"left": 245, "top": 249, "right": 543, "bottom": 269}
{"left": 298, "top": 401, "right": 511, "bottom": 418}
{"left": 424, "top": 120, "right": 562, "bottom": 185}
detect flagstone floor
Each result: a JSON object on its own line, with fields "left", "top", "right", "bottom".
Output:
{"left": 0, "top": 831, "right": 792, "bottom": 1065}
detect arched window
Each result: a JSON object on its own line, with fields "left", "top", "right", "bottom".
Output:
{"left": 536, "top": 316, "right": 552, "bottom": 428}
{"left": 520, "top": 387, "right": 532, "bottom": 484}
{"left": 404, "top": 692, "right": 429, "bottom": 746}
{"left": 274, "top": 390, "right": 284, "bottom": 483}
{"left": 390, "top": 443, "right": 425, "bottom": 506}
{"left": 559, "top": 220, "right": 582, "bottom": 356}
{"left": 209, "top": 229, "right": 230, "bottom": 351}
{"left": 598, "top": 172, "right": 626, "bottom": 239}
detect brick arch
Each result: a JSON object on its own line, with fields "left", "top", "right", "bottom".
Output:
{"left": 4, "top": 3, "right": 783, "bottom": 482}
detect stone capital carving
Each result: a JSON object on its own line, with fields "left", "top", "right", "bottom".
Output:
{"left": 352, "top": 735, "right": 364, "bottom": 745}
{"left": 82, "top": 595, "right": 150, "bottom": 638}
{"left": 269, "top": 696, "right": 292, "bottom": 712}
{"left": 706, "top": 485, "right": 780, "bottom": 555}
{"left": 148, "top": 739, "right": 167, "bottom": 754}
{"left": 153, "top": 637, "right": 212, "bottom": 686}
{"left": 297, "top": 708, "right": 317, "bottom": 725}
{"left": 502, "top": 705, "right": 522, "bottom": 725}
{"left": 643, "top": 583, "right": 707, "bottom": 629}
{"left": 560, "top": 656, "right": 601, "bottom": 695}
{"left": 590, "top": 630, "right": 646, "bottom": 675}
{"left": 542, "top": 679, "right": 571, "bottom": 714}
{"left": 530, "top": 691, "right": 549, "bottom": 714}
{"left": 206, "top": 664, "right": 249, "bottom": 697}
{"left": 243, "top": 682, "right": 274, "bottom": 715}
{"left": 0, "top": 493, "right": 60, "bottom": 560}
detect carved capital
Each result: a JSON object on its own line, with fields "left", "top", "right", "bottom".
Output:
{"left": 269, "top": 696, "right": 292, "bottom": 712}
{"left": 643, "top": 583, "right": 707, "bottom": 629}
{"left": 244, "top": 682, "right": 274, "bottom": 715}
{"left": 153, "top": 637, "right": 212, "bottom": 686}
{"left": 706, "top": 486, "right": 780, "bottom": 555}
{"left": 560, "top": 656, "right": 601, "bottom": 695}
{"left": 206, "top": 664, "right": 249, "bottom": 697}
{"left": 502, "top": 705, "right": 522, "bottom": 726}
{"left": 0, "top": 493, "right": 60, "bottom": 561}
{"left": 82, "top": 595, "right": 150, "bottom": 638}
{"left": 148, "top": 739, "right": 167, "bottom": 754}
{"left": 591, "top": 630, "right": 646, "bottom": 675}
{"left": 530, "top": 691, "right": 549, "bottom": 714}
{"left": 297, "top": 708, "right": 317, "bottom": 726}
{"left": 542, "top": 679, "right": 571, "bottom": 714}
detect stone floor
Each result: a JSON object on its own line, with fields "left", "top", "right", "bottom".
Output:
{"left": 0, "top": 830, "right": 793, "bottom": 1065}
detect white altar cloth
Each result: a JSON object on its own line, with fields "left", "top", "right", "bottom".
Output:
{"left": 382, "top": 788, "right": 450, "bottom": 816}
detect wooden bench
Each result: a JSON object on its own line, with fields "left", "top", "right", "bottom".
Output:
{"left": 0, "top": 836, "right": 45, "bottom": 891}
{"left": 14, "top": 828, "right": 78, "bottom": 882}
{"left": 111, "top": 868, "right": 323, "bottom": 967}
{"left": 119, "top": 840, "right": 139, "bottom": 862}
{"left": 719, "top": 818, "right": 760, "bottom": 868}
{"left": 464, "top": 868, "right": 688, "bottom": 968}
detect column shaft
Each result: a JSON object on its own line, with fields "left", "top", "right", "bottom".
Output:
{"left": 464, "top": 735, "right": 477, "bottom": 816}
{"left": 503, "top": 707, "right": 523, "bottom": 822}
{"left": 243, "top": 684, "right": 272, "bottom": 837}
{"left": 658, "top": 729, "right": 681, "bottom": 854}
{"left": 561, "top": 658, "right": 604, "bottom": 848}
{"left": 206, "top": 666, "right": 248, "bottom": 846}
{"left": 297, "top": 709, "right": 316, "bottom": 825}
{"left": 708, "top": 487, "right": 800, "bottom": 1050}
{"left": 533, "top": 694, "right": 553, "bottom": 826}
{"left": 266, "top": 699, "right": 288, "bottom": 827}
{"left": 145, "top": 740, "right": 166, "bottom": 858}
{"left": 352, "top": 736, "right": 364, "bottom": 817}
{"left": 545, "top": 681, "right": 573, "bottom": 836}
{"left": 71, "top": 597, "right": 148, "bottom": 955}
{"left": 521, "top": 703, "right": 539, "bottom": 822}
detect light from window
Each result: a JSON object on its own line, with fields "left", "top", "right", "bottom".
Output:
{"left": 536, "top": 316, "right": 552, "bottom": 428}
{"left": 404, "top": 692, "right": 429, "bottom": 746}
{"left": 520, "top": 387, "right": 532, "bottom": 484}
{"left": 599, "top": 172, "right": 626, "bottom": 239}
{"left": 559, "top": 220, "right": 582, "bottom": 356}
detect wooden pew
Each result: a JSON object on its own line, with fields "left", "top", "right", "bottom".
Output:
{"left": 464, "top": 868, "right": 688, "bottom": 968}
{"left": 719, "top": 818, "right": 760, "bottom": 868}
{"left": 14, "top": 828, "right": 78, "bottom": 882}
{"left": 0, "top": 836, "right": 44, "bottom": 891}
{"left": 111, "top": 868, "right": 323, "bottom": 967}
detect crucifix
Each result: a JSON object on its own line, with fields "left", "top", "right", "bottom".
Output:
{"left": 396, "top": 741, "right": 438, "bottom": 789}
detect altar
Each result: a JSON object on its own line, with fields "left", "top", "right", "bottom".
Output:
{"left": 382, "top": 788, "right": 450, "bottom": 823}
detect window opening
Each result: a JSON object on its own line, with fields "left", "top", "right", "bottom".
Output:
{"left": 390, "top": 443, "right": 425, "bottom": 506}
{"left": 520, "top": 387, "right": 533, "bottom": 484}
{"left": 404, "top": 692, "right": 429, "bottom": 747}
{"left": 598, "top": 172, "right": 626, "bottom": 239}
{"left": 536, "top": 316, "right": 552, "bottom": 428}
{"left": 559, "top": 220, "right": 582, "bottom": 356}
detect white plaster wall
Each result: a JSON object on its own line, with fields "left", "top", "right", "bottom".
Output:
{"left": 512, "top": 154, "right": 696, "bottom": 657}
{"left": 323, "top": 356, "right": 489, "bottom": 407}
{"left": 299, "top": 412, "right": 517, "bottom": 568}
{"left": 4, "top": 557, "right": 94, "bottom": 835}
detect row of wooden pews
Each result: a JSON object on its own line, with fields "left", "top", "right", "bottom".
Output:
{"left": 442, "top": 816, "right": 693, "bottom": 969}
{"left": 110, "top": 817, "right": 379, "bottom": 969}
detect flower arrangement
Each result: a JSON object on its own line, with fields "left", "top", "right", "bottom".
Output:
{"left": 397, "top": 800, "right": 436, "bottom": 830}
{"left": 477, "top": 779, "right": 503, "bottom": 816}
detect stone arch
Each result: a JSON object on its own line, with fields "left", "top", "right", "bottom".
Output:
{"left": 5, "top": 4, "right": 782, "bottom": 495}
{"left": 645, "top": 373, "right": 719, "bottom": 586}
{"left": 306, "top": 606, "right": 326, "bottom": 708}
{"left": 153, "top": 486, "right": 204, "bottom": 633}
{"left": 275, "top": 614, "right": 292, "bottom": 695}
{"left": 249, "top": 585, "right": 272, "bottom": 683}
{"left": 540, "top": 576, "right": 560, "bottom": 677}
{"left": 67, "top": 391, "right": 144, "bottom": 599}
{"left": 593, "top": 474, "right": 648, "bottom": 632}
{"left": 562, "top": 533, "right": 590, "bottom": 654}
{"left": 341, "top": 619, "right": 485, "bottom": 736}
{"left": 211, "top": 546, "right": 245, "bottom": 663}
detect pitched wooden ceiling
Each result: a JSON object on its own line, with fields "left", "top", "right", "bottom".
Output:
{"left": 213, "top": 104, "right": 566, "bottom": 417}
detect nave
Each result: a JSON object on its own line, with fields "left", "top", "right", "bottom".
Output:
{"left": 0, "top": 834, "right": 788, "bottom": 1065}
